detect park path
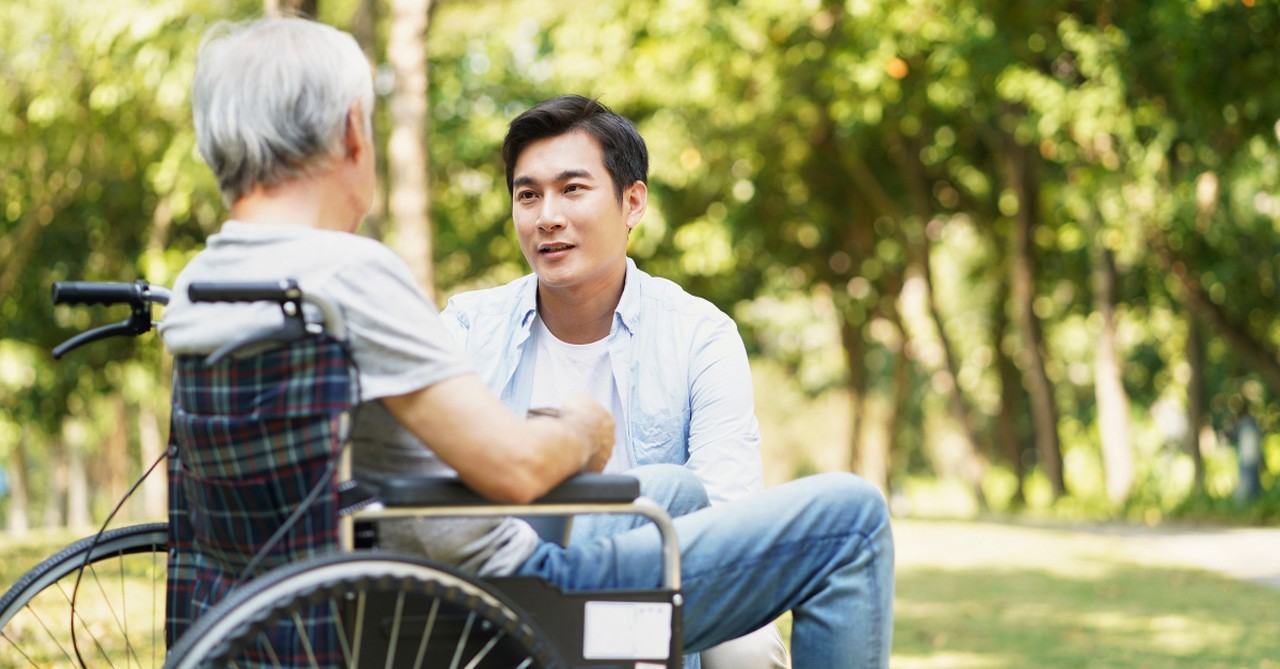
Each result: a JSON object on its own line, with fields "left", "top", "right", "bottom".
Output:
{"left": 893, "top": 517, "right": 1280, "bottom": 589}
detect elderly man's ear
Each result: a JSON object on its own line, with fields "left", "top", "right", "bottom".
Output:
{"left": 344, "top": 101, "right": 370, "bottom": 161}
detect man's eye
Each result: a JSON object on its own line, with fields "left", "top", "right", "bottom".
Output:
{"left": 516, "top": 191, "right": 535, "bottom": 201}
{"left": 565, "top": 184, "right": 582, "bottom": 193}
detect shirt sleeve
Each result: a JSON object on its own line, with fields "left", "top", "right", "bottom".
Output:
{"left": 684, "top": 315, "right": 765, "bottom": 505}
{"left": 319, "top": 250, "right": 473, "bottom": 402}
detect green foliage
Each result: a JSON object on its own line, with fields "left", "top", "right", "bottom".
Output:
{"left": 5, "top": 0, "right": 1280, "bottom": 528}
{"left": 1, "top": 0, "right": 254, "bottom": 522}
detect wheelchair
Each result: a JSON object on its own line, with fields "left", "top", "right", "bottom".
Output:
{"left": 1, "top": 279, "right": 684, "bottom": 669}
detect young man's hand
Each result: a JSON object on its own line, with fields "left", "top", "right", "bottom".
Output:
{"left": 558, "top": 394, "right": 615, "bottom": 472}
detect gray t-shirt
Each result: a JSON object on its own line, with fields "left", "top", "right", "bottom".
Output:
{"left": 159, "top": 221, "right": 538, "bottom": 576}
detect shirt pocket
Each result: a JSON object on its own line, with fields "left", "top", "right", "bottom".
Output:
{"left": 629, "top": 411, "right": 689, "bottom": 465}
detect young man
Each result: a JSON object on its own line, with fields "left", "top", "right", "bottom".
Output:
{"left": 440, "top": 95, "right": 784, "bottom": 667}
{"left": 164, "top": 20, "right": 894, "bottom": 667}
{"left": 445, "top": 96, "right": 896, "bottom": 665}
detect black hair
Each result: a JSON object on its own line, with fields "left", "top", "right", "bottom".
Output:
{"left": 502, "top": 94, "right": 648, "bottom": 201}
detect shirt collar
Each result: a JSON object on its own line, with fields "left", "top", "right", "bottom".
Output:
{"left": 516, "top": 257, "right": 642, "bottom": 336}
{"left": 614, "top": 257, "right": 641, "bottom": 335}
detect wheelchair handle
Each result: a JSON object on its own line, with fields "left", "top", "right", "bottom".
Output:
{"left": 188, "top": 280, "right": 302, "bottom": 304}
{"left": 50, "top": 280, "right": 170, "bottom": 358}
{"left": 187, "top": 279, "right": 348, "bottom": 343}
{"left": 52, "top": 280, "right": 170, "bottom": 307}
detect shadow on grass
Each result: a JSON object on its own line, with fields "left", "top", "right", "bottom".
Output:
{"left": 894, "top": 561, "right": 1280, "bottom": 669}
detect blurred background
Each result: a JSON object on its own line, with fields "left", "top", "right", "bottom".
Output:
{"left": 2, "top": 0, "right": 1279, "bottom": 664}
{"left": 2, "top": 2, "right": 1280, "bottom": 665}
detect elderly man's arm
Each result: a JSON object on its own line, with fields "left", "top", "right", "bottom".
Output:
{"left": 382, "top": 375, "right": 614, "bottom": 504}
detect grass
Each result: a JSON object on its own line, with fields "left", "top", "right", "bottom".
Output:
{"left": 892, "top": 518, "right": 1280, "bottom": 669}
{"left": 3, "top": 520, "right": 1279, "bottom": 667}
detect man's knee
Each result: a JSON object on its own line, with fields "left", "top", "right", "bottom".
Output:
{"left": 629, "top": 464, "right": 710, "bottom": 518}
{"left": 808, "top": 472, "right": 891, "bottom": 536}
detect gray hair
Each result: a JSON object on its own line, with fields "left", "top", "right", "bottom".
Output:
{"left": 192, "top": 17, "right": 374, "bottom": 205}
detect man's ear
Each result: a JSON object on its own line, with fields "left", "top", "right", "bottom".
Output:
{"left": 624, "top": 180, "right": 648, "bottom": 231}
{"left": 344, "top": 101, "right": 367, "bottom": 161}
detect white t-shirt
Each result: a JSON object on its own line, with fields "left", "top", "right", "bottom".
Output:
{"left": 528, "top": 316, "right": 631, "bottom": 472}
{"left": 159, "top": 221, "right": 538, "bottom": 576}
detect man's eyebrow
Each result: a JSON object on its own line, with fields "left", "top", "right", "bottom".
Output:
{"left": 513, "top": 169, "right": 594, "bottom": 189}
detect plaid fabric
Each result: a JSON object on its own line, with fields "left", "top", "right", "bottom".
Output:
{"left": 165, "top": 336, "right": 357, "bottom": 665}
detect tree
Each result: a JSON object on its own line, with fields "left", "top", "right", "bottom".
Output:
{"left": 387, "top": 0, "right": 437, "bottom": 297}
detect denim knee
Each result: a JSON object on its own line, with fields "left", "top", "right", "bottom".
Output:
{"left": 810, "top": 472, "right": 891, "bottom": 537}
{"left": 630, "top": 464, "right": 710, "bottom": 518}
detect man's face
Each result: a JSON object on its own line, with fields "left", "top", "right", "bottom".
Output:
{"left": 511, "top": 130, "right": 645, "bottom": 295}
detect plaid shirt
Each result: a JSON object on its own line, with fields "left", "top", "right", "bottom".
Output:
{"left": 166, "top": 336, "right": 358, "bottom": 663}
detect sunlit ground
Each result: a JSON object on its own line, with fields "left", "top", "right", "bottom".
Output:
{"left": 4, "top": 520, "right": 1280, "bottom": 667}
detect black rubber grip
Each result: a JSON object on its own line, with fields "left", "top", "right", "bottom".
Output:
{"left": 188, "top": 280, "right": 299, "bottom": 303}
{"left": 51, "top": 282, "right": 142, "bottom": 306}
{"left": 378, "top": 473, "right": 641, "bottom": 507}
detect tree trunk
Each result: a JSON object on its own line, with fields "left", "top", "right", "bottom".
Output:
{"left": 387, "top": 0, "right": 435, "bottom": 298}
{"left": 139, "top": 400, "right": 169, "bottom": 520}
{"left": 45, "top": 436, "right": 66, "bottom": 528}
{"left": 893, "top": 133, "right": 988, "bottom": 505}
{"left": 884, "top": 314, "right": 911, "bottom": 495}
{"left": 1185, "top": 315, "right": 1207, "bottom": 488}
{"left": 1006, "top": 134, "right": 1066, "bottom": 497}
{"left": 1093, "top": 245, "right": 1133, "bottom": 505}
{"left": 838, "top": 304, "right": 868, "bottom": 481}
{"left": 992, "top": 276, "right": 1027, "bottom": 505}
{"left": 106, "top": 395, "right": 129, "bottom": 518}
{"left": 1151, "top": 228, "right": 1280, "bottom": 401}
{"left": 7, "top": 432, "right": 31, "bottom": 536}
{"left": 921, "top": 244, "right": 989, "bottom": 505}
{"left": 64, "top": 419, "right": 90, "bottom": 531}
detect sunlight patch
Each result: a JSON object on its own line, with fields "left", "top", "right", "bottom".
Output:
{"left": 893, "top": 651, "right": 1011, "bottom": 669}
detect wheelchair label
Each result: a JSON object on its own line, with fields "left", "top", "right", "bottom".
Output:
{"left": 582, "top": 601, "right": 673, "bottom": 660}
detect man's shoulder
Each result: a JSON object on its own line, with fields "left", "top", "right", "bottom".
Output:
{"left": 635, "top": 270, "right": 732, "bottom": 326}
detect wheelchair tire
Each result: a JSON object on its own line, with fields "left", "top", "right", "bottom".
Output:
{"left": 165, "top": 551, "right": 564, "bottom": 669}
{"left": 0, "top": 522, "right": 169, "bottom": 668}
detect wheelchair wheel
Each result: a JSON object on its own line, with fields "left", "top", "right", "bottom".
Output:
{"left": 165, "top": 552, "right": 564, "bottom": 669}
{"left": 0, "top": 522, "right": 169, "bottom": 668}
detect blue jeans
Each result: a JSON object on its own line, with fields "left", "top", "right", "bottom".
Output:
{"left": 518, "top": 466, "right": 895, "bottom": 668}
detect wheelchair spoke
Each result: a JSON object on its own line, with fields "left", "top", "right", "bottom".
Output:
{"left": 461, "top": 628, "right": 505, "bottom": 669}
{"left": 383, "top": 589, "right": 406, "bottom": 669}
{"left": 411, "top": 595, "right": 441, "bottom": 669}
{"left": 330, "top": 596, "right": 354, "bottom": 666}
{"left": 448, "top": 610, "right": 476, "bottom": 669}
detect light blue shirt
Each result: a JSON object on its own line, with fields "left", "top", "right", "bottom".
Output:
{"left": 441, "top": 258, "right": 764, "bottom": 505}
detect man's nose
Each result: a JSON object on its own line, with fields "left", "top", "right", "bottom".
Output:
{"left": 537, "top": 196, "right": 566, "bottom": 230}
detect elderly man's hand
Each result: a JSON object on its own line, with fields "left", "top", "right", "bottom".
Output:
{"left": 556, "top": 394, "right": 615, "bottom": 473}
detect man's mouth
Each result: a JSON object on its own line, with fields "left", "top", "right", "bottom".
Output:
{"left": 539, "top": 243, "right": 574, "bottom": 253}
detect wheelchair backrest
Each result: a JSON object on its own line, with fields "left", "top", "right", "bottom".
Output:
{"left": 165, "top": 334, "right": 358, "bottom": 647}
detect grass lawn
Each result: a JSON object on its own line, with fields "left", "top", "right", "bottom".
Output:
{"left": 892, "top": 518, "right": 1280, "bottom": 669}
{"left": 3, "top": 519, "right": 1278, "bottom": 667}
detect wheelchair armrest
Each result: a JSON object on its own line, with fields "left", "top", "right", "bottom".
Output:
{"left": 378, "top": 473, "right": 640, "bottom": 507}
